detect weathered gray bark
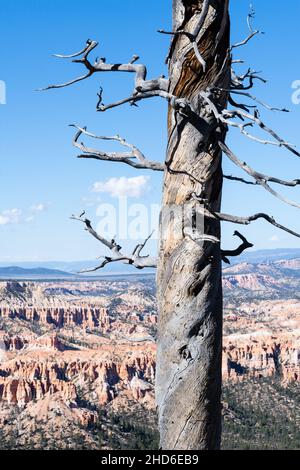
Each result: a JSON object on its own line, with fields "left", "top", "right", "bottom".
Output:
{"left": 44, "top": 0, "right": 300, "bottom": 451}
{"left": 156, "top": 0, "right": 230, "bottom": 450}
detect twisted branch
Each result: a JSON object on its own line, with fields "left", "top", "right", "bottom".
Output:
{"left": 215, "top": 87, "right": 289, "bottom": 113}
{"left": 221, "top": 231, "right": 254, "bottom": 264}
{"left": 42, "top": 39, "right": 169, "bottom": 92}
{"left": 40, "top": 39, "right": 172, "bottom": 110}
{"left": 230, "top": 5, "right": 263, "bottom": 51}
{"left": 217, "top": 212, "right": 300, "bottom": 239}
{"left": 201, "top": 91, "right": 300, "bottom": 157}
{"left": 219, "top": 141, "right": 300, "bottom": 209}
{"left": 230, "top": 31, "right": 261, "bottom": 51}
{"left": 230, "top": 68, "right": 267, "bottom": 91}
{"left": 223, "top": 174, "right": 257, "bottom": 186}
{"left": 70, "top": 214, "right": 157, "bottom": 272}
{"left": 192, "top": 194, "right": 300, "bottom": 239}
{"left": 71, "top": 125, "right": 164, "bottom": 171}
{"left": 72, "top": 126, "right": 252, "bottom": 188}
{"left": 44, "top": 16, "right": 300, "bottom": 272}
{"left": 41, "top": 39, "right": 199, "bottom": 116}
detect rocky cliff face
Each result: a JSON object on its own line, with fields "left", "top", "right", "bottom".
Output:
{"left": 223, "top": 337, "right": 300, "bottom": 383}
{"left": 1, "top": 271, "right": 300, "bottom": 449}
{"left": 0, "top": 350, "right": 156, "bottom": 409}
{"left": 2, "top": 333, "right": 300, "bottom": 415}
{"left": 222, "top": 295, "right": 300, "bottom": 384}
{"left": 0, "top": 306, "right": 112, "bottom": 330}
{"left": 0, "top": 278, "right": 158, "bottom": 438}
{"left": 223, "top": 274, "right": 282, "bottom": 291}
{"left": 0, "top": 333, "right": 64, "bottom": 352}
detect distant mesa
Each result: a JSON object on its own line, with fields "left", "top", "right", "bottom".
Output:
{"left": 0, "top": 266, "right": 74, "bottom": 279}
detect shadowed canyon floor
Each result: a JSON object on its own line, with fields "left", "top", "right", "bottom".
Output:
{"left": 1, "top": 256, "right": 300, "bottom": 449}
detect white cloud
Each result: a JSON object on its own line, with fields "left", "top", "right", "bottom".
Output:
{"left": 30, "top": 203, "right": 48, "bottom": 213}
{"left": 91, "top": 176, "right": 150, "bottom": 198}
{"left": 270, "top": 235, "right": 279, "bottom": 242}
{"left": 0, "top": 203, "right": 49, "bottom": 226}
{"left": 0, "top": 216, "right": 9, "bottom": 226}
{"left": 0, "top": 208, "right": 22, "bottom": 225}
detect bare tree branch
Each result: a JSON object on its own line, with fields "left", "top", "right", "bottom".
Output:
{"left": 228, "top": 94, "right": 255, "bottom": 113}
{"left": 132, "top": 231, "right": 155, "bottom": 257}
{"left": 53, "top": 39, "right": 98, "bottom": 59}
{"left": 224, "top": 108, "right": 300, "bottom": 156}
{"left": 230, "top": 30, "right": 261, "bottom": 51}
{"left": 70, "top": 129, "right": 260, "bottom": 203}
{"left": 95, "top": 88, "right": 181, "bottom": 113}
{"left": 94, "top": 81, "right": 196, "bottom": 116}
{"left": 230, "top": 5, "right": 263, "bottom": 51}
{"left": 79, "top": 257, "right": 129, "bottom": 273}
{"left": 230, "top": 67, "right": 267, "bottom": 91}
{"left": 39, "top": 71, "right": 94, "bottom": 90}
{"left": 38, "top": 40, "right": 98, "bottom": 90}
{"left": 215, "top": 87, "right": 289, "bottom": 113}
{"left": 70, "top": 214, "right": 157, "bottom": 271}
{"left": 40, "top": 38, "right": 169, "bottom": 101}
{"left": 219, "top": 141, "right": 300, "bottom": 209}
{"left": 221, "top": 231, "right": 253, "bottom": 264}
{"left": 192, "top": 194, "right": 300, "bottom": 239}
{"left": 223, "top": 174, "right": 258, "bottom": 186}
{"left": 221, "top": 143, "right": 297, "bottom": 190}
{"left": 216, "top": 211, "right": 300, "bottom": 239}
{"left": 201, "top": 91, "right": 300, "bottom": 157}
{"left": 71, "top": 125, "right": 164, "bottom": 171}
{"left": 230, "top": 90, "right": 289, "bottom": 113}
{"left": 42, "top": 39, "right": 200, "bottom": 118}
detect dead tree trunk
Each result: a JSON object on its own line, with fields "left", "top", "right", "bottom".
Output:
{"left": 45, "top": 0, "right": 300, "bottom": 451}
{"left": 156, "top": 0, "right": 230, "bottom": 450}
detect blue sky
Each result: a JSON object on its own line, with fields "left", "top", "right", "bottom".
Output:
{"left": 0, "top": 0, "right": 300, "bottom": 263}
